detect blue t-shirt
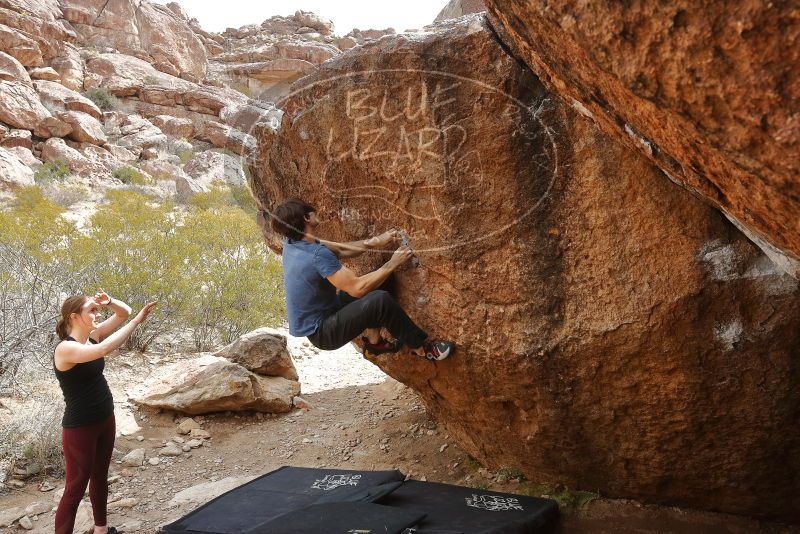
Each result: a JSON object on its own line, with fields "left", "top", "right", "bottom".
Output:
{"left": 282, "top": 238, "right": 343, "bottom": 336}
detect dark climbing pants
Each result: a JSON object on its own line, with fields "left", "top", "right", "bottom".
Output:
{"left": 307, "top": 290, "right": 428, "bottom": 351}
{"left": 55, "top": 413, "right": 115, "bottom": 534}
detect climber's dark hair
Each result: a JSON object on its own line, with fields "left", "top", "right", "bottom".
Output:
{"left": 271, "top": 198, "right": 316, "bottom": 240}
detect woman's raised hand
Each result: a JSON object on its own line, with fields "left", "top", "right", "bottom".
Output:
{"left": 93, "top": 289, "right": 111, "bottom": 306}
{"left": 133, "top": 301, "right": 159, "bottom": 324}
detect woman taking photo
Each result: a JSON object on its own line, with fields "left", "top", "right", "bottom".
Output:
{"left": 53, "top": 291, "right": 157, "bottom": 534}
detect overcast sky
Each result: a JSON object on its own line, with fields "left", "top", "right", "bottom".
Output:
{"left": 152, "top": 1, "right": 445, "bottom": 35}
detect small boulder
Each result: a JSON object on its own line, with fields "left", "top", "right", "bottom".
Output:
{"left": 150, "top": 115, "right": 194, "bottom": 138}
{"left": 177, "top": 418, "right": 201, "bottom": 435}
{"left": 121, "top": 448, "right": 145, "bottom": 467}
{"left": 129, "top": 354, "right": 300, "bottom": 414}
{"left": 0, "top": 129, "right": 31, "bottom": 150}
{"left": 214, "top": 328, "right": 298, "bottom": 380}
{"left": 34, "top": 115, "right": 72, "bottom": 138}
{"left": 159, "top": 442, "right": 183, "bottom": 457}
{"left": 0, "top": 147, "right": 34, "bottom": 190}
{"left": 34, "top": 80, "right": 102, "bottom": 119}
{"left": 28, "top": 67, "right": 61, "bottom": 81}
{"left": 188, "top": 428, "right": 210, "bottom": 439}
{"left": 184, "top": 150, "right": 246, "bottom": 187}
{"left": 58, "top": 110, "right": 107, "bottom": 145}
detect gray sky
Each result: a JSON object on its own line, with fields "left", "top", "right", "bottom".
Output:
{"left": 153, "top": 1, "right": 445, "bottom": 35}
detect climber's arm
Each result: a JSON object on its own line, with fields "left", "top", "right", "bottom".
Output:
{"left": 318, "top": 238, "right": 371, "bottom": 259}
{"left": 327, "top": 245, "right": 413, "bottom": 298}
{"left": 319, "top": 229, "right": 402, "bottom": 259}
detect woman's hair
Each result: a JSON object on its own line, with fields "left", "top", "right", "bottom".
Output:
{"left": 56, "top": 295, "right": 89, "bottom": 340}
{"left": 271, "top": 198, "right": 315, "bottom": 240}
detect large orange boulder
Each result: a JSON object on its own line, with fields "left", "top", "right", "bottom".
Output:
{"left": 484, "top": 1, "right": 800, "bottom": 276}
{"left": 252, "top": 16, "right": 800, "bottom": 519}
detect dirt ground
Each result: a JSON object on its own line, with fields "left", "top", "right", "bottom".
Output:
{"left": 0, "top": 334, "right": 797, "bottom": 534}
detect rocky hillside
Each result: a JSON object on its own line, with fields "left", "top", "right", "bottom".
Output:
{"left": 252, "top": 10, "right": 800, "bottom": 522}
{"left": 0, "top": 0, "right": 399, "bottom": 198}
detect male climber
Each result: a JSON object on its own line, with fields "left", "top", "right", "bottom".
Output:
{"left": 271, "top": 198, "right": 454, "bottom": 360}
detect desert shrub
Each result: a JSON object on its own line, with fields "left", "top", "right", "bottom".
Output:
{"left": 83, "top": 87, "right": 118, "bottom": 111}
{"left": 0, "top": 188, "right": 84, "bottom": 391}
{"left": 112, "top": 166, "right": 154, "bottom": 186}
{"left": 177, "top": 148, "right": 195, "bottom": 163}
{"left": 0, "top": 392, "right": 64, "bottom": 473}
{"left": 41, "top": 183, "right": 87, "bottom": 208}
{"left": 33, "top": 160, "right": 70, "bottom": 184}
{"left": 230, "top": 184, "right": 258, "bottom": 215}
{"left": 177, "top": 197, "right": 283, "bottom": 349}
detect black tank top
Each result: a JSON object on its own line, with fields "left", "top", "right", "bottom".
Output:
{"left": 54, "top": 336, "right": 114, "bottom": 428}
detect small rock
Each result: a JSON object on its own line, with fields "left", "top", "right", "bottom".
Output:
{"left": 107, "top": 498, "right": 138, "bottom": 510}
{"left": 178, "top": 418, "right": 202, "bottom": 435}
{"left": 121, "top": 449, "right": 145, "bottom": 467}
{"left": 182, "top": 445, "right": 191, "bottom": 452}
{"left": 172, "top": 436, "right": 185, "bottom": 444}
{"left": 293, "top": 396, "right": 312, "bottom": 410}
{"left": 439, "top": 444, "right": 449, "bottom": 453}
{"left": 186, "top": 439, "right": 203, "bottom": 449}
{"left": 189, "top": 429, "right": 211, "bottom": 439}
{"left": 136, "top": 436, "right": 144, "bottom": 442}
{"left": 147, "top": 458, "right": 160, "bottom": 466}
{"left": 38, "top": 481, "right": 55, "bottom": 492}
{"left": 18, "top": 515, "right": 33, "bottom": 530}
{"left": 302, "top": 438, "right": 313, "bottom": 444}
{"left": 159, "top": 442, "right": 183, "bottom": 457}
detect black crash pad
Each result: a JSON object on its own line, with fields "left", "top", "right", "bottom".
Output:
{"left": 160, "top": 466, "right": 558, "bottom": 534}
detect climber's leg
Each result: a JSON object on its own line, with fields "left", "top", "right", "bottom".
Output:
{"left": 308, "top": 290, "right": 427, "bottom": 351}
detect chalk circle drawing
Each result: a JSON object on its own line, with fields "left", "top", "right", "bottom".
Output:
{"left": 245, "top": 67, "right": 561, "bottom": 254}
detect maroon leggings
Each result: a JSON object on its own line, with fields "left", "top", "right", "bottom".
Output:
{"left": 55, "top": 414, "right": 116, "bottom": 534}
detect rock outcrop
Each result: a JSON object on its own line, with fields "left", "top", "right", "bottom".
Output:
{"left": 59, "top": 0, "right": 207, "bottom": 79}
{"left": 208, "top": 14, "right": 341, "bottom": 101}
{"left": 484, "top": 1, "right": 800, "bottom": 276}
{"left": 435, "top": 0, "right": 486, "bottom": 22}
{"left": 252, "top": 15, "right": 800, "bottom": 519}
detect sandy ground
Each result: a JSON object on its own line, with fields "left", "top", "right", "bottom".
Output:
{"left": 0, "top": 333, "right": 797, "bottom": 534}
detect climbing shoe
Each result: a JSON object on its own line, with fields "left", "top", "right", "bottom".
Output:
{"left": 423, "top": 340, "right": 455, "bottom": 361}
{"left": 362, "top": 336, "right": 402, "bottom": 355}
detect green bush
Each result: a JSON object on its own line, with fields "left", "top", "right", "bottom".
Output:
{"left": 83, "top": 87, "right": 118, "bottom": 111}
{"left": 112, "top": 166, "right": 154, "bottom": 186}
{"left": 1, "top": 187, "right": 284, "bottom": 353}
{"left": 177, "top": 148, "right": 195, "bottom": 163}
{"left": 33, "top": 160, "right": 70, "bottom": 184}
{"left": 230, "top": 184, "right": 258, "bottom": 215}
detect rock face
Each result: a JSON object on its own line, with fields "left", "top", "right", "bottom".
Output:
{"left": 0, "top": 146, "right": 34, "bottom": 190}
{"left": 435, "top": 0, "right": 486, "bottom": 22}
{"left": 252, "top": 15, "right": 800, "bottom": 519}
{"left": 59, "top": 0, "right": 207, "bottom": 79}
{"left": 214, "top": 327, "right": 299, "bottom": 381}
{"left": 484, "top": 1, "right": 800, "bottom": 276}
{"left": 130, "top": 354, "right": 300, "bottom": 414}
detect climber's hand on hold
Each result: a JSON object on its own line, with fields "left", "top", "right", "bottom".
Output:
{"left": 388, "top": 245, "right": 413, "bottom": 270}
{"left": 366, "top": 229, "right": 402, "bottom": 251}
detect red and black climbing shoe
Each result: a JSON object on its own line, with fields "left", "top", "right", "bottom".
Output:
{"left": 423, "top": 340, "right": 455, "bottom": 361}
{"left": 362, "top": 336, "right": 402, "bottom": 356}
